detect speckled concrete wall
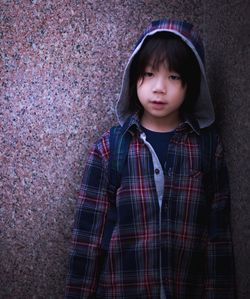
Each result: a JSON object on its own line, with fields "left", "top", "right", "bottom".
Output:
{"left": 204, "top": 1, "right": 250, "bottom": 298}
{"left": 0, "top": 1, "right": 249, "bottom": 298}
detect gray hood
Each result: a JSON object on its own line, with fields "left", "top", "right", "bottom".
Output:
{"left": 116, "top": 19, "right": 214, "bottom": 129}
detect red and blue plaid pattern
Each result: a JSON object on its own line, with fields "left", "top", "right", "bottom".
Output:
{"left": 65, "top": 114, "right": 235, "bottom": 298}
{"left": 135, "top": 19, "right": 205, "bottom": 63}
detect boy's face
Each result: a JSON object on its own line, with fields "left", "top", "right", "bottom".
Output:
{"left": 137, "top": 62, "right": 187, "bottom": 131}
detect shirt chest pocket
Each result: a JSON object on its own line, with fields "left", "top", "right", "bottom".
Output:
{"left": 167, "top": 166, "right": 203, "bottom": 178}
{"left": 165, "top": 167, "right": 209, "bottom": 226}
{"left": 166, "top": 167, "right": 205, "bottom": 198}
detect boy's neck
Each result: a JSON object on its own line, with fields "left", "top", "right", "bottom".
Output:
{"left": 141, "top": 113, "right": 181, "bottom": 132}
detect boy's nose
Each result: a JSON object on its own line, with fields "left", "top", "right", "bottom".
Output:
{"left": 152, "top": 77, "right": 167, "bottom": 94}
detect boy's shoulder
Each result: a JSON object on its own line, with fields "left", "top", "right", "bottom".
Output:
{"left": 95, "top": 124, "right": 122, "bottom": 143}
{"left": 199, "top": 123, "right": 222, "bottom": 147}
{"left": 199, "top": 123, "right": 218, "bottom": 137}
{"left": 93, "top": 124, "right": 124, "bottom": 157}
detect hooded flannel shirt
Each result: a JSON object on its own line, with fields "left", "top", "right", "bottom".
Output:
{"left": 65, "top": 114, "right": 235, "bottom": 299}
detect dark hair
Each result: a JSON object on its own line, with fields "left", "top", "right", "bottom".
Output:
{"left": 129, "top": 32, "right": 201, "bottom": 115}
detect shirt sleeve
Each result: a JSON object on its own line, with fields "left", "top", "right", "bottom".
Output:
{"left": 204, "top": 134, "right": 236, "bottom": 299}
{"left": 65, "top": 136, "right": 110, "bottom": 299}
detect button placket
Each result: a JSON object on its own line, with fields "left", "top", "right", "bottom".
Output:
{"left": 155, "top": 168, "right": 160, "bottom": 175}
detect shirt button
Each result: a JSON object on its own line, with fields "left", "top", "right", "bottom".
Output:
{"left": 155, "top": 168, "right": 160, "bottom": 174}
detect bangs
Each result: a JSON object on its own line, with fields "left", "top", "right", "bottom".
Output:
{"left": 148, "top": 40, "right": 187, "bottom": 75}
{"left": 135, "top": 32, "right": 197, "bottom": 81}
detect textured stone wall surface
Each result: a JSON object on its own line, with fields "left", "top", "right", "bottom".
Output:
{"left": 204, "top": 1, "right": 250, "bottom": 298}
{"left": 0, "top": 0, "right": 249, "bottom": 298}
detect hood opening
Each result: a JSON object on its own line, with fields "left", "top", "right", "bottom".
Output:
{"left": 116, "top": 19, "right": 215, "bottom": 129}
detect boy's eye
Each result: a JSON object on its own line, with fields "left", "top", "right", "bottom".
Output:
{"left": 169, "top": 75, "right": 181, "bottom": 80}
{"left": 144, "top": 72, "right": 153, "bottom": 77}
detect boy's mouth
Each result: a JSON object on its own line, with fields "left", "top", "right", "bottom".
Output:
{"left": 149, "top": 101, "right": 167, "bottom": 110}
{"left": 149, "top": 100, "right": 166, "bottom": 106}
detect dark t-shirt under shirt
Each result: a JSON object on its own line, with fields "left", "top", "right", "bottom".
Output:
{"left": 142, "top": 127, "right": 175, "bottom": 170}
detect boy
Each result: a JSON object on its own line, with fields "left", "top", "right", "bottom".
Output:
{"left": 65, "top": 19, "right": 236, "bottom": 298}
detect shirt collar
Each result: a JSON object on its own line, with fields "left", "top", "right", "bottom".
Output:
{"left": 120, "top": 113, "right": 142, "bottom": 136}
{"left": 177, "top": 114, "right": 201, "bottom": 135}
{"left": 121, "top": 113, "right": 201, "bottom": 136}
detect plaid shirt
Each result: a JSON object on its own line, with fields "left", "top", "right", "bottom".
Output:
{"left": 65, "top": 115, "right": 235, "bottom": 299}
